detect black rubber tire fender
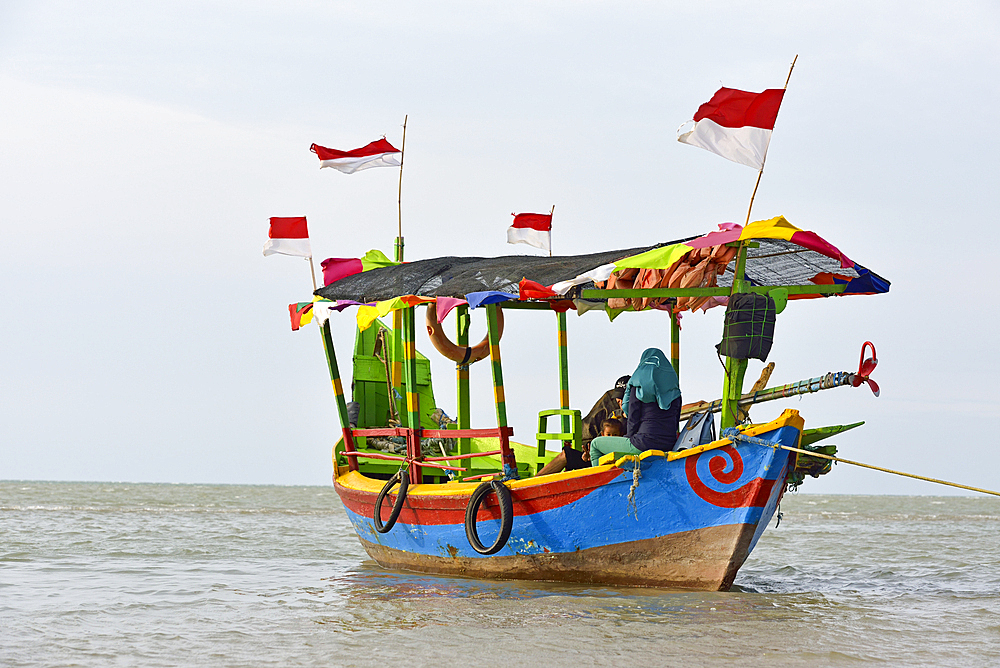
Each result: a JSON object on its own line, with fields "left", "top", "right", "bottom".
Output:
{"left": 464, "top": 480, "right": 513, "bottom": 555}
{"left": 373, "top": 469, "right": 409, "bottom": 534}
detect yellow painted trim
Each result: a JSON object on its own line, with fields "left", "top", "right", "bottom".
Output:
{"left": 335, "top": 462, "right": 622, "bottom": 497}
{"left": 595, "top": 449, "right": 667, "bottom": 467}
{"left": 667, "top": 409, "right": 804, "bottom": 461}
{"left": 557, "top": 330, "right": 567, "bottom": 346}
{"left": 493, "top": 385, "right": 505, "bottom": 404}
{"left": 334, "top": 410, "right": 805, "bottom": 495}
{"left": 332, "top": 378, "right": 344, "bottom": 397}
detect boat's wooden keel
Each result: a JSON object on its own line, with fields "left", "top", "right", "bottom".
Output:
{"left": 359, "top": 522, "right": 756, "bottom": 591}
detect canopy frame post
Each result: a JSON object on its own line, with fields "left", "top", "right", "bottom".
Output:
{"left": 391, "top": 311, "right": 403, "bottom": 421}
{"left": 487, "top": 303, "right": 518, "bottom": 479}
{"left": 456, "top": 305, "right": 472, "bottom": 456}
{"left": 321, "top": 320, "right": 358, "bottom": 472}
{"left": 670, "top": 305, "right": 680, "bottom": 381}
{"left": 721, "top": 243, "right": 750, "bottom": 430}
{"left": 401, "top": 306, "right": 423, "bottom": 483}
{"left": 556, "top": 310, "right": 571, "bottom": 443}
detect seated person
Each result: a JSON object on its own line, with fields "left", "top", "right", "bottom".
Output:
{"left": 590, "top": 348, "right": 681, "bottom": 465}
{"left": 600, "top": 417, "right": 623, "bottom": 438}
{"left": 536, "top": 376, "right": 630, "bottom": 476}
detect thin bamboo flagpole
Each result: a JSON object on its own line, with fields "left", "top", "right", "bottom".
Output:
{"left": 396, "top": 114, "right": 407, "bottom": 263}
{"left": 744, "top": 54, "right": 798, "bottom": 226}
{"left": 391, "top": 115, "right": 408, "bottom": 397}
{"left": 548, "top": 204, "right": 555, "bottom": 257}
{"left": 307, "top": 256, "right": 318, "bottom": 292}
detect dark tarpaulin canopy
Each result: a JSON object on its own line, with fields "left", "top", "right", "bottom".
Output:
{"left": 315, "top": 244, "right": 668, "bottom": 303}
{"left": 314, "top": 230, "right": 890, "bottom": 305}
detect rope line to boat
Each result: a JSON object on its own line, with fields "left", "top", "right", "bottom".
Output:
{"left": 615, "top": 455, "right": 644, "bottom": 519}
{"left": 721, "top": 427, "right": 1000, "bottom": 498}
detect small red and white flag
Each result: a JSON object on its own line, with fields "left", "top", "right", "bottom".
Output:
{"left": 309, "top": 138, "right": 402, "bottom": 174}
{"left": 507, "top": 212, "right": 552, "bottom": 252}
{"left": 263, "top": 216, "right": 311, "bottom": 258}
{"left": 677, "top": 87, "right": 785, "bottom": 169}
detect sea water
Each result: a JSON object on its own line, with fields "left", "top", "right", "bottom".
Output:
{"left": 2, "top": 482, "right": 998, "bottom": 667}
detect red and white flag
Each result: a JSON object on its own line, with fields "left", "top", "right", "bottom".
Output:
{"left": 309, "top": 138, "right": 401, "bottom": 174}
{"left": 507, "top": 213, "right": 552, "bottom": 252}
{"left": 263, "top": 216, "right": 311, "bottom": 258}
{"left": 677, "top": 87, "right": 785, "bottom": 169}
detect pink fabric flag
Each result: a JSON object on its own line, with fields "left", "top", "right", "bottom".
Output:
{"left": 507, "top": 213, "right": 552, "bottom": 252}
{"left": 678, "top": 88, "right": 785, "bottom": 169}
{"left": 263, "top": 217, "right": 311, "bottom": 258}
{"left": 309, "top": 138, "right": 401, "bottom": 174}
{"left": 321, "top": 258, "right": 364, "bottom": 285}
{"left": 434, "top": 297, "right": 468, "bottom": 323}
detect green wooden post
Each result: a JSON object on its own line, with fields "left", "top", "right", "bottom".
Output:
{"left": 556, "top": 310, "right": 571, "bottom": 440}
{"left": 721, "top": 243, "right": 750, "bottom": 431}
{"left": 391, "top": 310, "right": 403, "bottom": 421}
{"left": 486, "top": 303, "right": 518, "bottom": 479}
{"left": 401, "top": 306, "right": 423, "bottom": 483}
{"left": 670, "top": 307, "right": 680, "bottom": 381}
{"left": 391, "top": 236, "right": 405, "bottom": 424}
{"left": 320, "top": 320, "right": 358, "bottom": 472}
{"left": 455, "top": 305, "right": 471, "bottom": 455}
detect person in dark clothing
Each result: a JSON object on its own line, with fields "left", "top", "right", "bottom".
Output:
{"left": 589, "top": 348, "right": 681, "bottom": 465}
{"left": 536, "top": 375, "right": 630, "bottom": 475}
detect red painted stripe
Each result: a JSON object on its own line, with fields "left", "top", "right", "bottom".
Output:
{"left": 268, "top": 216, "right": 308, "bottom": 239}
{"left": 336, "top": 468, "right": 622, "bottom": 526}
{"left": 310, "top": 138, "right": 400, "bottom": 160}
{"left": 693, "top": 88, "right": 784, "bottom": 130}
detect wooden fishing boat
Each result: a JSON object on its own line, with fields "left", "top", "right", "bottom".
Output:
{"left": 310, "top": 216, "right": 889, "bottom": 590}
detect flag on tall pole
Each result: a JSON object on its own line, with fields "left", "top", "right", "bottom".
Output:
{"left": 309, "top": 138, "right": 402, "bottom": 174}
{"left": 263, "top": 216, "right": 312, "bottom": 258}
{"left": 507, "top": 210, "right": 553, "bottom": 253}
{"left": 677, "top": 87, "right": 785, "bottom": 169}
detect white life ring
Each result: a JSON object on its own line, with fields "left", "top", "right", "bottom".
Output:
{"left": 425, "top": 302, "right": 504, "bottom": 365}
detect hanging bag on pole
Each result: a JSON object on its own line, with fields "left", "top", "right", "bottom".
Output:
{"left": 717, "top": 293, "right": 776, "bottom": 361}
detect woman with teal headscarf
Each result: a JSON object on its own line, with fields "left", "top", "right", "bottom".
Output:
{"left": 590, "top": 348, "right": 681, "bottom": 465}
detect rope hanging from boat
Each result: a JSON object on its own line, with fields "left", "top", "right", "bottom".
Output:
{"left": 722, "top": 427, "right": 1000, "bottom": 498}
{"left": 626, "top": 457, "right": 642, "bottom": 519}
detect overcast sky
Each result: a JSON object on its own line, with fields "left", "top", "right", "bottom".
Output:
{"left": 2, "top": 1, "right": 998, "bottom": 494}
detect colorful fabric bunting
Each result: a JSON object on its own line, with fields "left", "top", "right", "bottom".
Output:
{"left": 321, "top": 249, "right": 398, "bottom": 286}
{"left": 356, "top": 295, "right": 436, "bottom": 330}
{"left": 613, "top": 216, "right": 852, "bottom": 272}
{"left": 288, "top": 302, "right": 314, "bottom": 331}
{"left": 518, "top": 278, "right": 558, "bottom": 300}
{"left": 434, "top": 297, "right": 467, "bottom": 323}
{"left": 466, "top": 291, "right": 517, "bottom": 309}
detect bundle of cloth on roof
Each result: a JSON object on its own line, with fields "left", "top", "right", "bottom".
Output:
{"left": 599, "top": 244, "right": 739, "bottom": 312}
